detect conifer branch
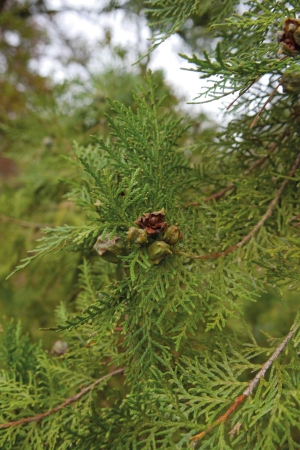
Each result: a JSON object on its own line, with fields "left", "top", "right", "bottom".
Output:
{"left": 226, "top": 76, "right": 261, "bottom": 110}
{"left": 0, "top": 214, "right": 52, "bottom": 229}
{"left": 188, "top": 136, "right": 285, "bottom": 207}
{"left": 250, "top": 82, "right": 281, "bottom": 129}
{"left": 186, "top": 183, "right": 235, "bottom": 206}
{"left": 202, "top": 148, "right": 276, "bottom": 203}
{"left": 0, "top": 367, "right": 125, "bottom": 430}
{"left": 181, "top": 152, "right": 300, "bottom": 260}
{"left": 190, "top": 322, "right": 299, "bottom": 444}
{"left": 203, "top": 183, "right": 235, "bottom": 203}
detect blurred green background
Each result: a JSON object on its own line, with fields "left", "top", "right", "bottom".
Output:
{"left": 1, "top": 0, "right": 296, "bottom": 351}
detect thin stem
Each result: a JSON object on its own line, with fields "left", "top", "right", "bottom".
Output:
{"left": 227, "top": 76, "right": 260, "bottom": 110}
{"left": 290, "top": 214, "right": 300, "bottom": 227}
{"left": 180, "top": 152, "right": 300, "bottom": 260}
{"left": 190, "top": 322, "right": 299, "bottom": 443}
{"left": 243, "top": 141, "right": 277, "bottom": 176}
{"left": 0, "top": 367, "right": 125, "bottom": 429}
{"left": 0, "top": 214, "right": 52, "bottom": 229}
{"left": 235, "top": 151, "right": 300, "bottom": 247}
{"left": 250, "top": 82, "right": 281, "bottom": 129}
{"left": 0, "top": 0, "right": 7, "bottom": 12}
{"left": 186, "top": 184, "right": 235, "bottom": 207}
{"left": 188, "top": 133, "right": 285, "bottom": 207}
{"left": 203, "top": 184, "right": 235, "bottom": 203}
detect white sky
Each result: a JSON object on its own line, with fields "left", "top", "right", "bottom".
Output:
{"left": 40, "top": 1, "right": 235, "bottom": 122}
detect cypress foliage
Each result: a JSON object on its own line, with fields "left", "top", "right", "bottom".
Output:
{"left": 1, "top": 0, "right": 300, "bottom": 448}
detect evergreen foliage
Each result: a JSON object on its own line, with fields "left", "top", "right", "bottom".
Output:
{"left": 145, "top": 0, "right": 238, "bottom": 53}
{"left": 1, "top": 0, "right": 300, "bottom": 448}
{"left": 0, "top": 63, "right": 184, "bottom": 337}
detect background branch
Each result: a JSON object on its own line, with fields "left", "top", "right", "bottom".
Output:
{"left": 190, "top": 321, "right": 299, "bottom": 444}
{"left": 188, "top": 128, "right": 290, "bottom": 206}
{"left": 0, "top": 367, "right": 125, "bottom": 430}
{"left": 180, "top": 152, "right": 300, "bottom": 260}
{"left": 0, "top": 214, "right": 52, "bottom": 229}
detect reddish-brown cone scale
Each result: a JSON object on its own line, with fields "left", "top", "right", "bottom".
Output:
{"left": 134, "top": 208, "right": 168, "bottom": 235}
{"left": 277, "top": 18, "right": 300, "bottom": 56}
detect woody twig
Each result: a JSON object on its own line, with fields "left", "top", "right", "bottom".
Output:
{"left": 226, "top": 76, "right": 261, "bottom": 111}
{"left": 190, "top": 322, "right": 299, "bottom": 444}
{"left": 0, "top": 214, "right": 52, "bottom": 229}
{"left": 187, "top": 127, "right": 290, "bottom": 207}
{"left": 0, "top": 367, "right": 125, "bottom": 430}
{"left": 180, "top": 152, "right": 300, "bottom": 260}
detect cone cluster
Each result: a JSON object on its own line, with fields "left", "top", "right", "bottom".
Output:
{"left": 277, "top": 18, "right": 300, "bottom": 57}
{"left": 277, "top": 19, "right": 300, "bottom": 95}
{"left": 93, "top": 208, "right": 182, "bottom": 265}
{"left": 130, "top": 208, "right": 182, "bottom": 265}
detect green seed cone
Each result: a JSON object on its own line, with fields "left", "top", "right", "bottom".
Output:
{"left": 280, "top": 70, "right": 300, "bottom": 94}
{"left": 126, "top": 227, "right": 148, "bottom": 244}
{"left": 147, "top": 241, "right": 172, "bottom": 265}
{"left": 162, "top": 224, "right": 182, "bottom": 245}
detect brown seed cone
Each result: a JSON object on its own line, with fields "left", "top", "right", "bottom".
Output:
{"left": 277, "top": 18, "right": 300, "bottom": 57}
{"left": 134, "top": 208, "right": 168, "bottom": 235}
{"left": 94, "top": 235, "right": 127, "bottom": 264}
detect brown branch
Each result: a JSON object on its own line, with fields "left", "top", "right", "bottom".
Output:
{"left": 229, "top": 421, "right": 242, "bottom": 438}
{"left": 203, "top": 184, "right": 235, "bottom": 203}
{"left": 190, "top": 323, "right": 299, "bottom": 444}
{"left": 0, "top": 214, "right": 52, "bottom": 229}
{"left": 243, "top": 142, "right": 277, "bottom": 176}
{"left": 0, "top": 0, "right": 7, "bottom": 13}
{"left": 180, "top": 152, "right": 300, "bottom": 261}
{"left": 200, "top": 76, "right": 280, "bottom": 206}
{"left": 226, "top": 76, "right": 260, "bottom": 110}
{"left": 188, "top": 137, "right": 282, "bottom": 207}
{"left": 0, "top": 367, "right": 125, "bottom": 430}
{"left": 290, "top": 214, "right": 300, "bottom": 228}
{"left": 250, "top": 82, "right": 281, "bottom": 129}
